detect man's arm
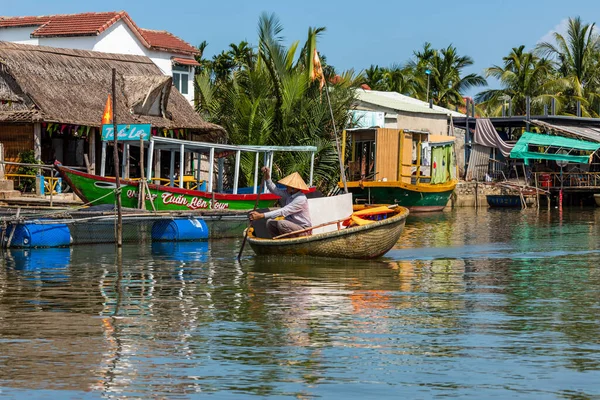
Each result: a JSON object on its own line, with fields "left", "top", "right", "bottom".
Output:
{"left": 262, "top": 166, "right": 288, "bottom": 199}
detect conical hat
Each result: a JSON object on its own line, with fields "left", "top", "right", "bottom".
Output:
{"left": 278, "top": 172, "right": 309, "bottom": 191}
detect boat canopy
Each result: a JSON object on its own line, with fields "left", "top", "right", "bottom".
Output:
{"left": 509, "top": 132, "right": 600, "bottom": 165}
{"left": 99, "top": 135, "right": 317, "bottom": 194}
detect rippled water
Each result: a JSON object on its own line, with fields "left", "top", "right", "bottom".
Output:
{"left": 1, "top": 207, "right": 599, "bottom": 398}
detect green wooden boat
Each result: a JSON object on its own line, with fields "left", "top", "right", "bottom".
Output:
{"left": 55, "top": 136, "right": 318, "bottom": 211}
{"left": 55, "top": 162, "right": 280, "bottom": 211}
{"left": 341, "top": 128, "right": 457, "bottom": 212}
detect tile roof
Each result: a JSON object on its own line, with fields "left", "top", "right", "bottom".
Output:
{"left": 172, "top": 57, "right": 201, "bottom": 66}
{"left": 140, "top": 29, "right": 198, "bottom": 55}
{"left": 0, "top": 12, "right": 124, "bottom": 36}
{"left": 0, "top": 11, "right": 198, "bottom": 54}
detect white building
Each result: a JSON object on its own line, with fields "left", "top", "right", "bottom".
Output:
{"left": 352, "top": 89, "right": 464, "bottom": 135}
{"left": 0, "top": 11, "right": 199, "bottom": 104}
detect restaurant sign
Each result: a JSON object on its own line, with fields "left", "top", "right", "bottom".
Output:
{"left": 101, "top": 124, "right": 151, "bottom": 141}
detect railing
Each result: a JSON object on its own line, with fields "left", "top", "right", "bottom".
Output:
{"left": 534, "top": 172, "right": 600, "bottom": 190}
{"left": 6, "top": 174, "right": 63, "bottom": 195}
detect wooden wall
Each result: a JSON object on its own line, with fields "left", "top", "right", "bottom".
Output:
{"left": 0, "top": 124, "right": 33, "bottom": 173}
{"left": 375, "top": 128, "right": 399, "bottom": 181}
{"left": 400, "top": 130, "right": 413, "bottom": 184}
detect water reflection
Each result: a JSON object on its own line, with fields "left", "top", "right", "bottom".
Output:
{"left": 0, "top": 208, "right": 599, "bottom": 397}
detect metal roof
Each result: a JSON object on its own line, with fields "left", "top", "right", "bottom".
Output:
{"left": 530, "top": 119, "right": 600, "bottom": 143}
{"left": 355, "top": 89, "right": 465, "bottom": 117}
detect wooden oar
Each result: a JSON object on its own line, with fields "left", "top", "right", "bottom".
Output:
{"left": 237, "top": 180, "right": 264, "bottom": 261}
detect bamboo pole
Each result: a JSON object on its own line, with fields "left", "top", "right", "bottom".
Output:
{"left": 112, "top": 68, "right": 123, "bottom": 247}
{"left": 323, "top": 80, "right": 348, "bottom": 193}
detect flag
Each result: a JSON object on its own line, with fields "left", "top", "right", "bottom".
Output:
{"left": 102, "top": 95, "right": 112, "bottom": 125}
{"left": 311, "top": 49, "right": 325, "bottom": 92}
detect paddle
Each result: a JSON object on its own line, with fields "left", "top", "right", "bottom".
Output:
{"left": 237, "top": 179, "right": 265, "bottom": 261}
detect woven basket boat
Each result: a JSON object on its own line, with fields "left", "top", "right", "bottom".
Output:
{"left": 247, "top": 206, "right": 409, "bottom": 259}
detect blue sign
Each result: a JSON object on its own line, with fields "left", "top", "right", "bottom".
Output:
{"left": 102, "top": 124, "right": 151, "bottom": 141}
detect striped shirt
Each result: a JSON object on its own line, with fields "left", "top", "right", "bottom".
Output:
{"left": 263, "top": 179, "right": 312, "bottom": 228}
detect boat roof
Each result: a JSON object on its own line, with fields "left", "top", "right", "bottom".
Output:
{"left": 125, "top": 136, "right": 317, "bottom": 153}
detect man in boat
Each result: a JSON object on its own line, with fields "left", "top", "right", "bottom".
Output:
{"left": 249, "top": 167, "right": 312, "bottom": 238}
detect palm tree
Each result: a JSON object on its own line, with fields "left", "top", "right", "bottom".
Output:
{"left": 428, "top": 45, "right": 487, "bottom": 108}
{"left": 406, "top": 42, "right": 486, "bottom": 108}
{"left": 228, "top": 41, "right": 256, "bottom": 71}
{"left": 536, "top": 16, "right": 600, "bottom": 116}
{"left": 195, "top": 13, "right": 359, "bottom": 191}
{"left": 476, "top": 45, "right": 566, "bottom": 116}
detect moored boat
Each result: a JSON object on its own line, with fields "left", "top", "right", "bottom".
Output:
{"left": 55, "top": 136, "right": 318, "bottom": 211}
{"left": 341, "top": 128, "right": 457, "bottom": 212}
{"left": 595, "top": 194, "right": 600, "bottom": 207}
{"left": 247, "top": 206, "right": 409, "bottom": 259}
{"left": 486, "top": 194, "right": 523, "bottom": 208}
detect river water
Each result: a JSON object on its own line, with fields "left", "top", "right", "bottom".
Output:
{"left": 0, "top": 207, "right": 599, "bottom": 398}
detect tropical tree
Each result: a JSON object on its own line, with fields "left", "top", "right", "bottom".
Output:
{"left": 475, "top": 45, "right": 566, "bottom": 116}
{"left": 363, "top": 42, "right": 486, "bottom": 109}
{"left": 536, "top": 16, "right": 600, "bottom": 116}
{"left": 408, "top": 43, "right": 487, "bottom": 108}
{"left": 195, "top": 13, "right": 359, "bottom": 191}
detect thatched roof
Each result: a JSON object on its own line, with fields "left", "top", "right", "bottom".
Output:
{"left": 0, "top": 41, "right": 225, "bottom": 139}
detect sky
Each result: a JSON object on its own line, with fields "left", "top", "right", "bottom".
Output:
{"left": 3, "top": 0, "right": 600, "bottom": 97}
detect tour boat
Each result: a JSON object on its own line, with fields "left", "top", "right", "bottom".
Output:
{"left": 55, "top": 136, "right": 317, "bottom": 211}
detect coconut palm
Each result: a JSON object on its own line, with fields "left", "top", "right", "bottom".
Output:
{"left": 536, "top": 16, "right": 600, "bottom": 116}
{"left": 426, "top": 45, "right": 487, "bottom": 108}
{"left": 475, "top": 45, "right": 566, "bottom": 116}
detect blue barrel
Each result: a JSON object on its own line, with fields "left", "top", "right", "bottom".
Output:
{"left": 151, "top": 218, "right": 209, "bottom": 241}
{"left": 6, "top": 222, "right": 72, "bottom": 248}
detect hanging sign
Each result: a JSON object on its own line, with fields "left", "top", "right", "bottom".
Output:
{"left": 102, "top": 124, "right": 151, "bottom": 141}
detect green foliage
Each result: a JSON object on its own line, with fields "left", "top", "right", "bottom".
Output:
{"left": 16, "top": 150, "right": 41, "bottom": 192}
{"left": 195, "top": 13, "right": 359, "bottom": 192}
{"left": 361, "top": 42, "right": 487, "bottom": 109}
{"left": 476, "top": 16, "right": 600, "bottom": 117}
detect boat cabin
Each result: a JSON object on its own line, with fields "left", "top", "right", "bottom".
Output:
{"left": 343, "top": 128, "right": 457, "bottom": 186}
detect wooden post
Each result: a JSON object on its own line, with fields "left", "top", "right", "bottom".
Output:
{"left": 89, "top": 127, "right": 96, "bottom": 175}
{"left": 0, "top": 143, "right": 5, "bottom": 180}
{"left": 534, "top": 173, "right": 540, "bottom": 209}
{"left": 111, "top": 68, "right": 123, "bottom": 247}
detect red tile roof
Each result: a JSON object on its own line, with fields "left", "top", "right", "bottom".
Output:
{"left": 172, "top": 57, "right": 201, "bottom": 66}
{"left": 0, "top": 11, "right": 198, "bottom": 55}
{"left": 140, "top": 29, "right": 198, "bottom": 55}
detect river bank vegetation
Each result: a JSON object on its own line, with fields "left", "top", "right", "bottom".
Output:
{"left": 194, "top": 14, "right": 598, "bottom": 189}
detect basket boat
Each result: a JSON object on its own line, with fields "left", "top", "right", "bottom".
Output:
{"left": 247, "top": 206, "right": 409, "bottom": 259}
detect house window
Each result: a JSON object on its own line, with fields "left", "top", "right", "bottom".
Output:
{"left": 173, "top": 65, "right": 190, "bottom": 95}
